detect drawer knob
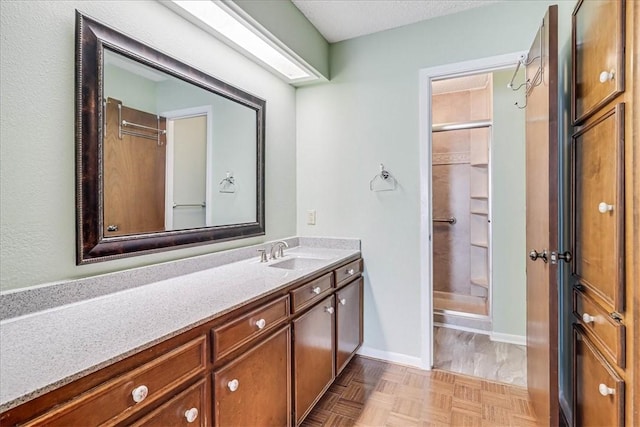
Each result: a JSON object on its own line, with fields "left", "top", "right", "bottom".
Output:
{"left": 347, "top": 268, "right": 355, "bottom": 275}
{"left": 582, "top": 313, "right": 596, "bottom": 324}
{"left": 227, "top": 379, "right": 239, "bottom": 392}
{"left": 339, "top": 298, "right": 347, "bottom": 306}
{"left": 325, "top": 306, "right": 334, "bottom": 314}
{"left": 255, "top": 318, "right": 266, "bottom": 329}
{"left": 184, "top": 408, "right": 199, "bottom": 423}
{"left": 131, "top": 385, "right": 149, "bottom": 403}
{"left": 598, "top": 383, "right": 615, "bottom": 396}
{"left": 598, "top": 202, "right": 614, "bottom": 214}
{"left": 312, "top": 286, "right": 321, "bottom": 295}
{"left": 599, "top": 70, "right": 614, "bottom": 83}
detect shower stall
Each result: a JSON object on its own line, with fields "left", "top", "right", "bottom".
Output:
{"left": 431, "top": 74, "right": 492, "bottom": 332}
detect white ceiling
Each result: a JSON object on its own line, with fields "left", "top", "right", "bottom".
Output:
{"left": 291, "top": 0, "right": 501, "bottom": 43}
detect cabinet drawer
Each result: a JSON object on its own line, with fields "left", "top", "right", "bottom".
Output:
{"left": 572, "top": 104, "right": 625, "bottom": 313}
{"left": 572, "top": 0, "right": 625, "bottom": 123}
{"left": 130, "top": 378, "right": 208, "bottom": 427}
{"left": 24, "top": 335, "right": 207, "bottom": 426}
{"left": 573, "top": 325, "right": 624, "bottom": 427}
{"left": 212, "top": 295, "right": 289, "bottom": 361}
{"left": 573, "top": 289, "right": 625, "bottom": 368}
{"left": 334, "top": 259, "right": 363, "bottom": 288}
{"left": 213, "top": 327, "right": 291, "bottom": 427}
{"left": 290, "top": 273, "right": 332, "bottom": 313}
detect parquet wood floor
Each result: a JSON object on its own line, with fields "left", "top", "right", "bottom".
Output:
{"left": 301, "top": 355, "right": 537, "bottom": 427}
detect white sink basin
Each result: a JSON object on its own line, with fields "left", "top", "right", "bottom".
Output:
{"left": 269, "top": 257, "right": 327, "bottom": 271}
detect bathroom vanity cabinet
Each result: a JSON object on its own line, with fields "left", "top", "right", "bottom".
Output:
{"left": 0, "top": 257, "right": 364, "bottom": 427}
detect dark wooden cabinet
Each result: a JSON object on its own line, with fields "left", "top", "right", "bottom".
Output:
{"left": 293, "top": 295, "right": 335, "bottom": 425}
{"left": 131, "top": 378, "right": 209, "bottom": 427}
{"left": 1, "top": 256, "right": 363, "bottom": 427}
{"left": 570, "top": 0, "right": 638, "bottom": 425}
{"left": 213, "top": 327, "right": 291, "bottom": 427}
{"left": 336, "top": 278, "right": 363, "bottom": 375}
{"left": 573, "top": 326, "right": 624, "bottom": 427}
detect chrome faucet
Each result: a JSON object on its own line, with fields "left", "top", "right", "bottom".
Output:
{"left": 270, "top": 241, "right": 289, "bottom": 259}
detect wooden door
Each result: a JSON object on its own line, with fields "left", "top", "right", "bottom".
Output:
{"left": 524, "top": 6, "right": 559, "bottom": 426}
{"left": 293, "top": 295, "right": 335, "bottom": 425}
{"left": 213, "top": 327, "right": 291, "bottom": 427}
{"left": 104, "top": 98, "right": 166, "bottom": 236}
{"left": 336, "top": 278, "right": 363, "bottom": 375}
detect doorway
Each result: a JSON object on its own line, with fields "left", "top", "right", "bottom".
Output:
{"left": 419, "top": 54, "right": 529, "bottom": 385}
{"left": 161, "top": 106, "right": 214, "bottom": 231}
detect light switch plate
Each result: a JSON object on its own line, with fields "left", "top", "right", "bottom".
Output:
{"left": 307, "top": 210, "right": 316, "bottom": 225}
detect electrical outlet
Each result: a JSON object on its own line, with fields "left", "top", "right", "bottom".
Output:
{"left": 307, "top": 210, "right": 316, "bottom": 225}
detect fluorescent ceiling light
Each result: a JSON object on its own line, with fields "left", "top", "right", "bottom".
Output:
{"left": 169, "top": 0, "right": 314, "bottom": 82}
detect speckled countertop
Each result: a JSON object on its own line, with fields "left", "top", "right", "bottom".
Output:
{"left": 0, "top": 238, "right": 360, "bottom": 412}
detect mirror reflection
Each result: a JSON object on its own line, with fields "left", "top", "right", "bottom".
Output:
{"left": 103, "top": 49, "right": 257, "bottom": 236}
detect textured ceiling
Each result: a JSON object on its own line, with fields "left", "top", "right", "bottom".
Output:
{"left": 291, "top": 0, "right": 501, "bottom": 43}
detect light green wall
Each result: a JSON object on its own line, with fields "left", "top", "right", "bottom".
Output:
{"left": 0, "top": 0, "right": 297, "bottom": 291}
{"left": 296, "top": 0, "right": 575, "bottom": 365}
{"left": 233, "top": 0, "right": 329, "bottom": 80}
{"left": 104, "top": 63, "right": 158, "bottom": 113}
{"left": 491, "top": 68, "right": 527, "bottom": 338}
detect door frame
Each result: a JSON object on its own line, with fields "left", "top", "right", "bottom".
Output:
{"left": 418, "top": 52, "right": 526, "bottom": 369}
{"left": 160, "top": 105, "right": 214, "bottom": 229}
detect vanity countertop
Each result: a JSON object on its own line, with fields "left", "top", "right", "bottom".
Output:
{"left": 0, "top": 242, "right": 360, "bottom": 412}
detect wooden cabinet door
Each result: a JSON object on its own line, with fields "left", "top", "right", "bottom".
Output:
{"left": 573, "top": 325, "right": 624, "bottom": 427}
{"left": 293, "top": 295, "right": 335, "bottom": 425}
{"left": 213, "top": 327, "right": 291, "bottom": 427}
{"left": 336, "top": 278, "right": 363, "bottom": 375}
{"left": 572, "top": 104, "right": 625, "bottom": 313}
{"left": 572, "top": 0, "right": 625, "bottom": 124}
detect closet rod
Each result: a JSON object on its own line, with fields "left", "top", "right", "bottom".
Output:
{"left": 432, "top": 120, "right": 492, "bottom": 133}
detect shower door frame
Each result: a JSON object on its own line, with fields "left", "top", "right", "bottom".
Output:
{"left": 418, "top": 52, "right": 526, "bottom": 370}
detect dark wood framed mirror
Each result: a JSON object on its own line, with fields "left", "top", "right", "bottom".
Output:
{"left": 76, "top": 11, "right": 265, "bottom": 264}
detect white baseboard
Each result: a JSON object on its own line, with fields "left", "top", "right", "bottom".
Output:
{"left": 490, "top": 332, "right": 526, "bottom": 346}
{"left": 434, "top": 322, "right": 491, "bottom": 336}
{"left": 357, "top": 346, "right": 424, "bottom": 369}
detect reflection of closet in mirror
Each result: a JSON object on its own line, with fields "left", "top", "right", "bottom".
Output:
{"left": 103, "top": 48, "right": 258, "bottom": 231}
{"left": 103, "top": 98, "right": 167, "bottom": 237}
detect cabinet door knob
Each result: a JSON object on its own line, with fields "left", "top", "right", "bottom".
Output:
{"left": 312, "top": 286, "right": 321, "bottom": 295}
{"left": 599, "top": 383, "right": 615, "bottom": 396}
{"left": 227, "top": 379, "right": 239, "bottom": 392}
{"left": 582, "top": 313, "right": 596, "bottom": 324}
{"left": 325, "top": 306, "right": 335, "bottom": 314}
{"left": 347, "top": 268, "right": 355, "bottom": 275}
{"left": 184, "top": 408, "right": 199, "bottom": 423}
{"left": 107, "top": 224, "right": 119, "bottom": 232}
{"left": 131, "top": 385, "right": 149, "bottom": 403}
{"left": 339, "top": 298, "right": 347, "bottom": 306}
{"left": 598, "top": 202, "right": 614, "bottom": 213}
{"left": 255, "top": 318, "right": 266, "bottom": 329}
{"left": 599, "top": 70, "right": 615, "bottom": 83}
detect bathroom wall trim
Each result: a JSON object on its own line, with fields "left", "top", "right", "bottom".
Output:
{"left": 357, "top": 346, "right": 423, "bottom": 369}
{"left": 418, "top": 51, "right": 527, "bottom": 371}
{"left": 490, "top": 331, "right": 527, "bottom": 346}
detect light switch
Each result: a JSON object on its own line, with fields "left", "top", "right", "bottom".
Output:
{"left": 307, "top": 210, "right": 316, "bottom": 225}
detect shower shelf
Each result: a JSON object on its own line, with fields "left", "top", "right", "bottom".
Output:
{"left": 470, "top": 195, "right": 488, "bottom": 200}
{"left": 470, "top": 210, "right": 488, "bottom": 216}
{"left": 471, "top": 241, "right": 488, "bottom": 248}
